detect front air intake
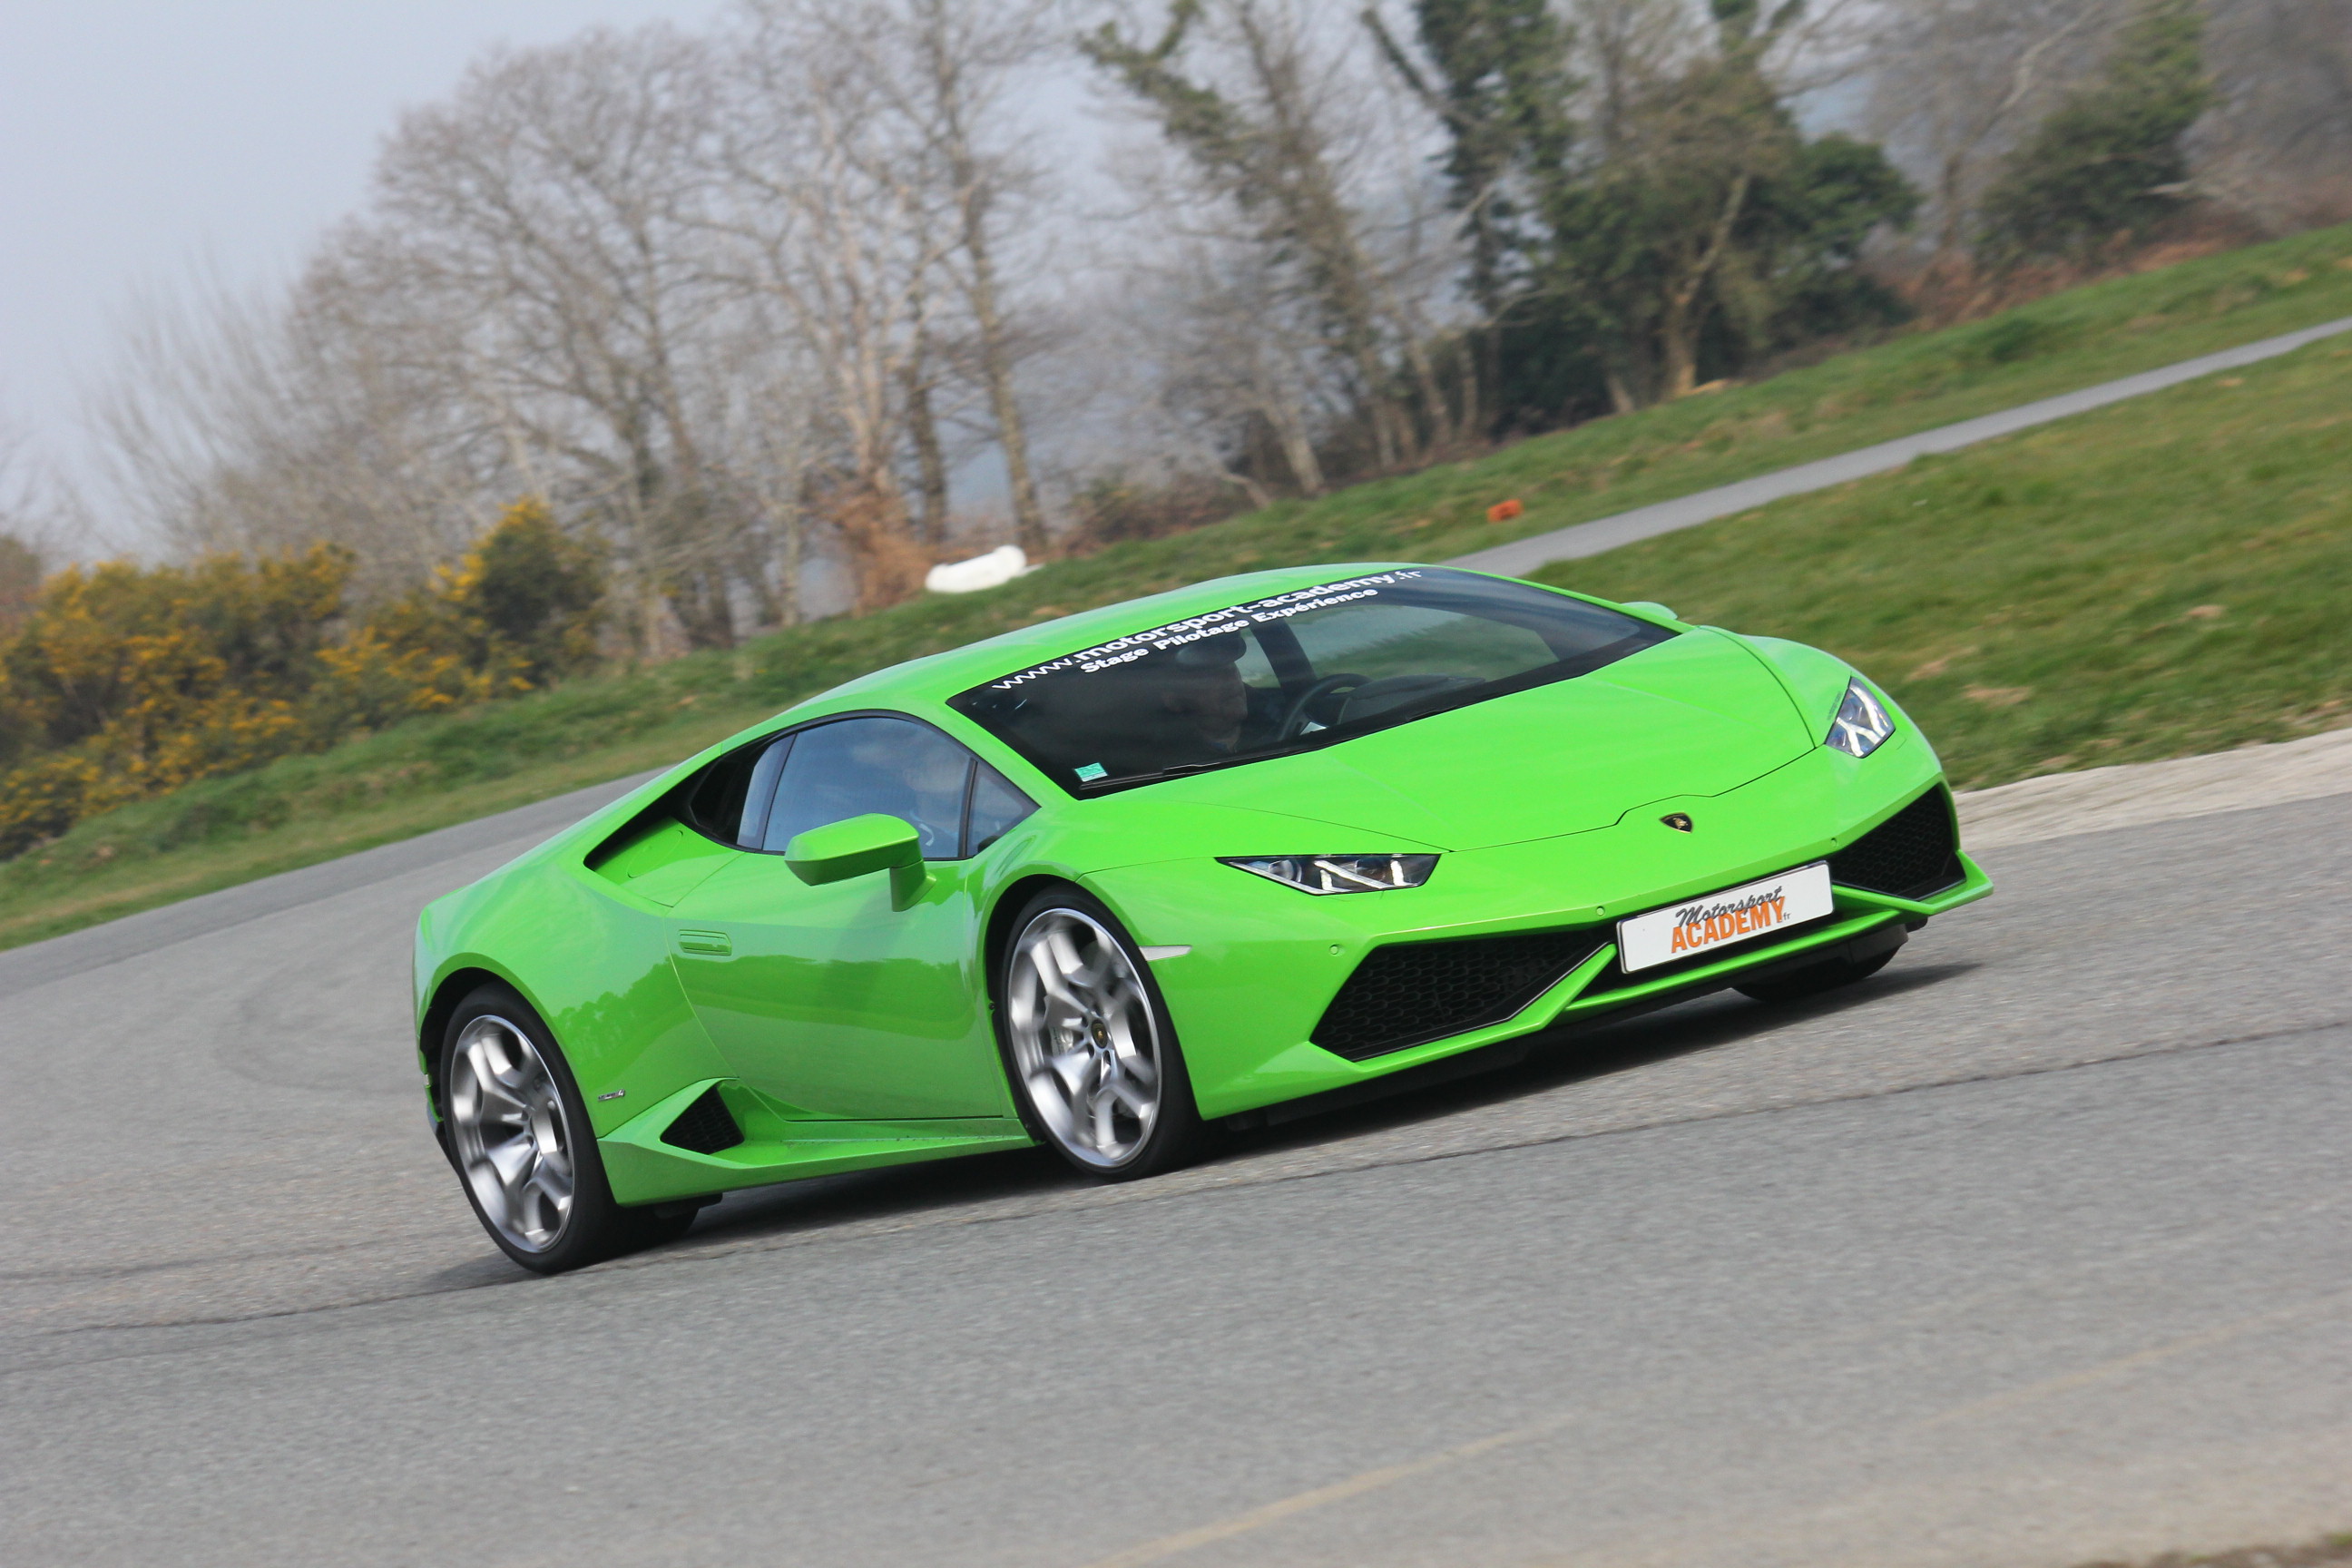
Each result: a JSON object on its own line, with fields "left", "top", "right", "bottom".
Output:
{"left": 1828, "top": 788, "right": 1964, "bottom": 899}
{"left": 1313, "top": 929, "right": 1609, "bottom": 1062}
{"left": 661, "top": 1085, "right": 746, "bottom": 1155}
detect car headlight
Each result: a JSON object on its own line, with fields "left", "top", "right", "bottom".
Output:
{"left": 1825, "top": 678, "right": 1894, "bottom": 758}
{"left": 1221, "top": 854, "right": 1439, "bottom": 894}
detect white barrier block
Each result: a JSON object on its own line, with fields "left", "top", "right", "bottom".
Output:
{"left": 925, "top": 544, "right": 1030, "bottom": 594}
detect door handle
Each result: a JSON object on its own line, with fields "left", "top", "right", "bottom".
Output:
{"left": 676, "top": 929, "right": 733, "bottom": 957}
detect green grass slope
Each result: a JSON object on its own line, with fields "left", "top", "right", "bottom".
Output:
{"left": 5, "top": 225, "right": 2349, "bottom": 951}
{"left": 1536, "top": 330, "right": 2352, "bottom": 787}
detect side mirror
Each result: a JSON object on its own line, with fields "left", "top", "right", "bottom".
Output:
{"left": 1622, "top": 600, "right": 1680, "bottom": 622}
{"left": 784, "top": 814, "right": 926, "bottom": 909}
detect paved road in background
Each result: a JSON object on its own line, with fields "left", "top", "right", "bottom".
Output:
{"left": 5, "top": 773, "right": 2349, "bottom": 1565}
{"left": 0, "top": 771, "right": 660, "bottom": 1003}
{"left": 1444, "top": 314, "right": 2352, "bottom": 579}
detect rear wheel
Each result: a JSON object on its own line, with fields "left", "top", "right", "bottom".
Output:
{"left": 997, "top": 889, "right": 1203, "bottom": 1180}
{"left": 440, "top": 983, "right": 695, "bottom": 1273}
{"left": 1735, "top": 947, "right": 1896, "bottom": 1004}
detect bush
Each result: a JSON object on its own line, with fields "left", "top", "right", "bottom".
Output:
{"left": 450, "top": 497, "right": 605, "bottom": 686}
{"left": 0, "top": 545, "right": 348, "bottom": 857}
{"left": 313, "top": 498, "right": 604, "bottom": 731}
{"left": 0, "top": 499, "right": 606, "bottom": 858}
{"left": 1977, "top": 0, "right": 2212, "bottom": 265}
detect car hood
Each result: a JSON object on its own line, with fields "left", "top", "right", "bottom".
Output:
{"left": 1140, "top": 629, "right": 1814, "bottom": 851}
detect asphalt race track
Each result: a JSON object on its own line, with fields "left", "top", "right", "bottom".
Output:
{"left": 4, "top": 788, "right": 2349, "bottom": 1567}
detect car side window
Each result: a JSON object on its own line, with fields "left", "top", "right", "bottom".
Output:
{"left": 965, "top": 763, "right": 1036, "bottom": 854}
{"left": 761, "top": 717, "right": 975, "bottom": 860}
{"left": 681, "top": 734, "right": 789, "bottom": 848}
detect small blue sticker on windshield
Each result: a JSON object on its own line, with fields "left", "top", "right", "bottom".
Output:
{"left": 1074, "top": 762, "right": 1108, "bottom": 781}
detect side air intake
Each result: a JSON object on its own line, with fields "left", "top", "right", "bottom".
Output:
{"left": 1828, "top": 788, "right": 1964, "bottom": 899}
{"left": 1313, "top": 929, "right": 1609, "bottom": 1062}
{"left": 661, "top": 1085, "right": 746, "bottom": 1155}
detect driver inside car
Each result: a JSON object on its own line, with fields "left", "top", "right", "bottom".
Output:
{"left": 989, "top": 630, "right": 1297, "bottom": 780}
{"left": 1155, "top": 633, "right": 1258, "bottom": 753}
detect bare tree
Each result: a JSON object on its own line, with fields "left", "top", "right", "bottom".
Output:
{"left": 1864, "top": 0, "right": 2122, "bottom": 264}
{"left": 0, "top": 416, "right": 62, "bottom": 632}
{"left": 1861, "top": 0, "right": 2352, "bottom": 263}
{"left": 83, "top": 268, "right": 503, "bottom": 599}
{"left": 726, "top": 0, "right": 1066, "bottom": 573}
{"left": 85, "top": 21, "right": 865, "bottom": 632}
{"left": 348, "top": 26, "right": 764, "bottom": 652}
{"left": 901, "top": 309, "right": 956, "bottom": 548}
{"left": 1141, "top": 239, "right": 1336, "bottom": 495}
{"left": 1086, "top": 0, "right": 1458, "bottom": 475}
{"left": 708, "top": 2, "right": 951, "bottom": 611}
{"left": 703, "top": 298, "right": 826, "bottom": 628}
{"left": 897, "top": 0, "right": 1060, "bottom": 560}
{"left": 2195, "top": 0, "right": 2352, "bottom": 228}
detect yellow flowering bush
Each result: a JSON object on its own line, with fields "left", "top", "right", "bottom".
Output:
{"left": 0, "top": 500, "right": 604, "bottom": 858}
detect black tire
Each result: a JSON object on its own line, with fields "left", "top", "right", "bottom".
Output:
{"left": 438, "top": 982, "right": 691, "bottom": 1274}
{"left": 1735, "top": 947, "right": 1896, "bottom": 1004}
{"left": 994, "top": 886, "right": 1205, "bottom": 1181}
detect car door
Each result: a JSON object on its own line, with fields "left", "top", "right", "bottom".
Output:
{"left": 666, "top": 713, "right": 1036, "bottom": 1122}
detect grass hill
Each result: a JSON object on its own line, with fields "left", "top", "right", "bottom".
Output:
{"left": 1538, "top": 329, "right": 2352, "bottom": 784}
{"left": 5, "top": 223, "right": 2350, "bottom": 952}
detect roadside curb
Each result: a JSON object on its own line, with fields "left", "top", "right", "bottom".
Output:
{"left": 1956, "top": 726, "right": 2352, "bottom": 849}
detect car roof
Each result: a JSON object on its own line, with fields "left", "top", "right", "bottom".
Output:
{"left": 789, "top": 562, "right": 1447, "bottom": 719}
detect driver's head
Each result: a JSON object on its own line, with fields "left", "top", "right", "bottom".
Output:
{"left": 1157, "top": 633, "right": 1249, "bottom": 751}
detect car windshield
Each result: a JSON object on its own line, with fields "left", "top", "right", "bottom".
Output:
{"left": 946, "top": 568, "right": 1676, "bottom": 794}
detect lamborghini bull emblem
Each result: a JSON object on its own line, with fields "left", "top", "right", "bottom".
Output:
{"left": 1661, "top": 812, "right": 1694, "bottom": 832}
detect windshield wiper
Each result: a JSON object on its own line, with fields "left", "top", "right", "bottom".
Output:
{"left": 1088, "top": 760, "right": 1230, "bottom": 789}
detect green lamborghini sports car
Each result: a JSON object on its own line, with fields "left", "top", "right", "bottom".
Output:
{"left": 415, "top": 564, "right": 1991, "bottom": 1270}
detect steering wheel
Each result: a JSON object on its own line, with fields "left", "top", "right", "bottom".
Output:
{"left": 1278, "top": 672, "right": 1368, "bottom": 739}
{"left": 1329, "top": 672, "right": 1485, "bottom": 719}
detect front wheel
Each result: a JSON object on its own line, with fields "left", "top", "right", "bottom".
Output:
{"left": 998, "top": 890, "right": 1203, "bottom": 1180}
{"left": 440, "top": 982, "right": 693, "bottom": 1273}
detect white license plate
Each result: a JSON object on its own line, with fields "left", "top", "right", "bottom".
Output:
{"left": 1615, "top": 862, "right": 1834, "bottom": 974}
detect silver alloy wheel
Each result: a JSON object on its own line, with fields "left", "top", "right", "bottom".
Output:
{"left": 447, "top": 1014, "right": 576, "bottom": 1253}
{"left": 1004, "top": 907, "right": 1162, "bottom": 1170}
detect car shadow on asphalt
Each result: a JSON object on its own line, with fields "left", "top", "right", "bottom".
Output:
{"left": 1222, "top": 959, "right": 1980, "bottom": 1161}
{"left": 641, "top": 958, "right": 1981, "bottom": 1269}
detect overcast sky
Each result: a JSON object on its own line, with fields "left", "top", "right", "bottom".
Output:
{"left": 1, "top": 0, "right": 725, "bottom": 505}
